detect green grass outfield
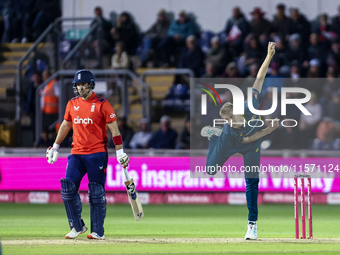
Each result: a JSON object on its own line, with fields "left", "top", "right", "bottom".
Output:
{"left": 1, "top": 203, "right": 340, "bottom": 255}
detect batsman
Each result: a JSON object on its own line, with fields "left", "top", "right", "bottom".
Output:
{"left": 46, "top": 69, "right": 130, "bottom": 240}
{"left": 201, "top": 42, "right": 279, "bottom": 240}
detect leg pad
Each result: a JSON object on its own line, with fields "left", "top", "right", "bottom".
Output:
{"left": 61, "top": 178, "right": 83, "bottom": 232}
{"left": 88, "top": 182, "right": 106, "bottom": 236}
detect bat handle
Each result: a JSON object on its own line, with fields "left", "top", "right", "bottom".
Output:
{"left": 123, "top": 167, "right": 131, "bottom": 181}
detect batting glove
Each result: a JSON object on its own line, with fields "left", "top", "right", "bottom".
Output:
{"left": 46, "top": 143, "right": 60, "bottom": 164}
{"left": 117, "top": 149, "right": 130, "bottom": 168}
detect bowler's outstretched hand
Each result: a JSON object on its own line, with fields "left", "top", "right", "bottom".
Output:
{"left": 268, "top": 42, "right": 276, "bottom": 57}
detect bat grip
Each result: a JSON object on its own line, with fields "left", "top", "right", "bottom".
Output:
{"left": 123, "top": 167, "right": 131, "bottom": 181}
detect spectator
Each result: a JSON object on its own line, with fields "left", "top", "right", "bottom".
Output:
{"left": 129, "top": 119, "right": 152, "bottom": 149}
{"left": 244, "top": 36, "right": 264, "bottom": 68}
{"left": 22, "top": 0, "right": 61, "bottom": 42}
{"left": 297, "top": 92, "right": 322, "bottom": 148}
{"left": 40, "top": 69, "right": 59, "bottom": 130}
{"left": 331, "top": 5, "right": 340, "bottom": 36}
{"left": 225, "top": 7, "right": 250, "bottom": 55}
{"left": 11, "top": 0, "right": 35, "bottom": 43}
{"left": 163, "top": 77, "right": 189, "bottom": 112}
{"left": 305, "top": 59, "right": 322, "bottom": 95}
{"left": 221, "top": 62, "right": 240, "bottom": 78}
{"left": 89, "top": 6, "right": 113, "bottom": 63}
{"left": 157, "top": 10, "right": 196, "bottom": 66}
{"left": 34, "top": 128, "right": 53, "bottom": 147}
{"left": 289, "top": 62, "right": 301, "bottom": 85}
{"left": 240, "top": 63, "right": 258, "bottom": 95}
{"left": 220, "top": 62, "right": 241, "bottom": 88}
{"left": 261, "top": 62, "right": 284, "bottom": 97}
{"left": 202, "top": 62, "right": 216, "bottom": 78}
{"left": 148, "top": 115, "right": 178, "bottom": 149}
{"left": 1, "top": 0, "right": 17, "bottom": 42}
{"left": 117, "top": 116, "right": 134, "bottom": 149}
{"left": 249, "top": 7, "right": 271, "bottom": 39}
{"left": 324, "top": 68, "right": 340, "bottom": 92}
{"left": 24, "top": 71, "right": 42, "bottom": 125}
{"left": 141, "top": 9, "right": 170, "bottom": 66}
{"left": 285, "top": 34, "right": 306, "bottom": 66}
{"left": 313, "top": 14, "right": 335, "bottom": 42}
{"left": 307, "top": 59, "right": 320, "bottom": 78}
{"left": 111, "top": 12, "right": 139, "bottom": 55}
{"left": 324, "top": 91, "right": 340, "bottom": 121}
{"left": 270, "top": 3, "right": 288, "bottom": 38}
{"left": 271, "top": 36, "right": 288, "bottom": 67}
{"left": 111, "top": 41, "right": 129, "bottom": 69}
{"left": 206, "top": 36, "right": 232, "bottom": 74}
{"left": 319, "top": 70, "right": 335, "bottom": 109}
{"left": 176, "top": 117, "right": 190, "bottom": 149}
{"left": 286, "top": 8, "right": 310, "bottom": 46}
{"left": 306, "top": 33, "right": 327, "bottom": 65}
{"left": 178, "top": 35, "right": 205, "bottom": 77}
{"left": 0, "top": 1, "right": 6, "bottom": 42}
{"left": 330, "top": 42, "right": 340, "bottom": 67}
{"left": 316, "top": 117, "right": 337, "bottom": 144}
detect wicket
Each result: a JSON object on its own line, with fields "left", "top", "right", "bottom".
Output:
{"left": 294, "top": 174, "right": 313, "bottom": 239}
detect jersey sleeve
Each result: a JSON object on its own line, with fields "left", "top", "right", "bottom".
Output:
{"left": 102, "top": 100, "right": 117, "bottom": 123}
{"left": 251, "top": 88, "right": 261, "bottom": 109}
{"left": 64, "top": 101, "right": 72, "bottom": 121}
{"left": 244, "top": 88, "right": 261, "bottom": 111}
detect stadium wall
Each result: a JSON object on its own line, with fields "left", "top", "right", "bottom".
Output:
{"left": 0, "top": 156, "right": 339, "bottom": 204}
{"left": 62, "top": 0, "right": 340, "bottom": 32}
{"left": 0, "top": 191, "right": 339, "bottom": 205}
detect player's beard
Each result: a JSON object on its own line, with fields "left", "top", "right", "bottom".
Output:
{"left": 78, "top": 88, "right": 91, "bottom": 98}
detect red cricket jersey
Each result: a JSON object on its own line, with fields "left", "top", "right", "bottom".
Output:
{"left": 64, "top": 92, "right": 117, "bottom": 154}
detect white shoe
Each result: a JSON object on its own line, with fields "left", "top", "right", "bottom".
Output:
{"left": 87, "top": 232, "right": 105, "bottom": 240}
{"left": 201, "top": 126, "right": 223, "bottom": 140}
{"left": 65, "top": 225, "right": 88, "bottom": 239}
{"left": 245, "top": 222, "right": 257, "bottom": 240}
{"left": 21, "top": 37, "right": 28, "bottom": 43}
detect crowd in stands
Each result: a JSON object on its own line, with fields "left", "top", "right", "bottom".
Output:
{"left": 15, "top": 2, "right": 340, "bottom": 150}
{"left": 0, "top": 0, "right": 61, "bottom": 43}
{"left": 105, "top": 115, "right": 190, "bottom": 150}
{"left": 132, "top": 4, "right": 340, "bottom": 150}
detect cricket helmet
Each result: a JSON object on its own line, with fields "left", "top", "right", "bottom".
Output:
{"left": 72, "top": 69, "right": 95, "bottom": 96}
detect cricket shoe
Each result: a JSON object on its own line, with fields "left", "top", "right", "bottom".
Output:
{"left": 245, "top": 222, "right": 257, "bottom": 240}
{"left": 65, "top": 225, "right": 88, "bottom": 239}
{"left": 201, "top": 126, "right": 223, "bottom": 140}
{"left": 87, "top": 232, "right": 105, "bottom": 240}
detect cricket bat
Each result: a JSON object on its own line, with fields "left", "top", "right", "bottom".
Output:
{"left": 123, "top": 167, "right": 144, "bottom": 221}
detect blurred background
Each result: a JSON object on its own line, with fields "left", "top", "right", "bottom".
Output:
{"left": 0, "top": 0, "right": 340, "bottom": 205}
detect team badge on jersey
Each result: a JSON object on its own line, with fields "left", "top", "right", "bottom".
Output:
{"left": 253, "top": 91, "right": 258, "bottom": 99}
{"left": 74, "top": 106, "right": 79, "bottom": 111}
{"left": 91, "top": 103, "right": 96, "bottom": 112}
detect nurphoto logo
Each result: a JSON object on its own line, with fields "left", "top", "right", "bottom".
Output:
{"left": 199, "top": 83, "right": 312, "bottom": 128}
